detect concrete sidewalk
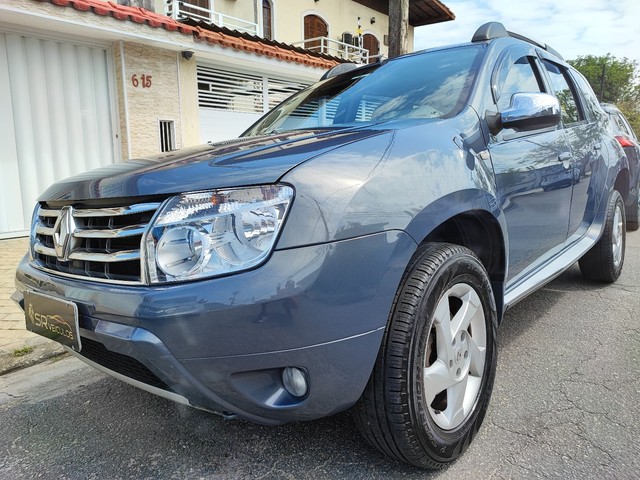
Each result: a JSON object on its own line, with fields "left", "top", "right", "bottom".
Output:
{"left": 0, "top": 237, "right": 64, "bottom": 374}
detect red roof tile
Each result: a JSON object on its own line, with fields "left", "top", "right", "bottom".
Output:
{"left": 36, "top": 0, "right": 338, "bottom": 69}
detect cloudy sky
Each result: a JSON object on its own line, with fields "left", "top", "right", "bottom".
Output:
{"left": 414, "top": 0, "right": 640, "bottom": 64}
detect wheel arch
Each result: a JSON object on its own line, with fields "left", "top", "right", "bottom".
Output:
{"left": 401, "top": 188, "right": 507, "bottom": 323}
{"left": 417, "top": 210, "right": 507, "bottom": 322}
{"left": 614, "top": 166, "right": 630, "bottom": 202}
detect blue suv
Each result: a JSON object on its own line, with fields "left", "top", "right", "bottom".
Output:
{"left": 13, "top": 22, "right": 629, "bottom": 468}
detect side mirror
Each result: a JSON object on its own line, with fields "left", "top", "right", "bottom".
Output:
{"left": 500, "top": 92, "right": 561, "bottom": 132}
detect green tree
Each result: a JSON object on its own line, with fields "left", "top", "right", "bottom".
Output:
{"left": 569, "top": 54, "right": 640, "bottom": 133}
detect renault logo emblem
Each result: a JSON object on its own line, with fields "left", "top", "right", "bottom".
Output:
{"left": 52, "top": 206, "right": 76, "bottom": 261}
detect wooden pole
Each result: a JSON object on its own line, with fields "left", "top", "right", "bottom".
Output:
{"left": 388, "top": 0, "right": 409, "bottom": 58}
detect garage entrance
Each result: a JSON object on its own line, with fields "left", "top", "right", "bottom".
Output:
{"left": 0, "top": 32, "right": 118, "bottom": 238}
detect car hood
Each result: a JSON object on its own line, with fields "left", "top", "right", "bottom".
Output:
{"left": 40, "top": 128, "right": 388, "bottom": 202}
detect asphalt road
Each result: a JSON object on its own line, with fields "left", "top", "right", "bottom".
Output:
{"left": 1, "top": 232, "right": 639, "bottom": 479}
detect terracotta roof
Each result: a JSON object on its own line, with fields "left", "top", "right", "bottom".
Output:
{"left": 180, "top": 19, "right": 342, "bottom": 69}
{"left": 43, "top": 0, "right": 198, "bottom": 33}
{"left": 36, "top": 0, "right": 340, "bottom": 69}
{"left": 193, "top": 27, "right": 339, "bottom": 69}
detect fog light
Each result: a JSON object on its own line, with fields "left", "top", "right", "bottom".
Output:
{"left": 282, "top": 367, "right": 308, "bottom": 398}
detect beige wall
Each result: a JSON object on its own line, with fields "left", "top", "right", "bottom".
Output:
{"left": 215, "top": 0, "right": 257, "bottom": 23}
{"left": 273, "top": 0, "right": 394, "bottom": 57}
{"left": 113, "top": 42, "right": 199, "bottom": 159}
{"left": 178, "top": 55, "right": 201, "bottom": 148}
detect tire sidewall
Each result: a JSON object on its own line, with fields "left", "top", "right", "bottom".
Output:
{"left": 607, "top": 190, "right": 626, "bottom": 279}
{"left": 405, "top": 249, "right": 498, "bottom": 463}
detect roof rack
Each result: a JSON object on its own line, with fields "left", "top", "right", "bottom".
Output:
{"left": 471, "top": 21, "right": 564, "bottom": 61}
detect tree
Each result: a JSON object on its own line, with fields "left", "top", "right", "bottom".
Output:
{"left": 569, "top": 54, "right": 638, "bottom": 103}
{"left": 569, "top": 54, "right": 640, "bottom": 133}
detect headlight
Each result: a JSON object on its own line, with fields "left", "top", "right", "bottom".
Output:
{"left": 143, "top": 185, "right": 294, "bottom": 283}
{"left": 29, "top": 203, "right": 40, "bottom": 261}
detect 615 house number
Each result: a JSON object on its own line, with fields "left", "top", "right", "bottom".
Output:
{"left": 131, "top": 74, "right": 152, "bottom": 88}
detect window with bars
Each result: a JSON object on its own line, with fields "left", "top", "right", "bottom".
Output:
{"left": 197, "top": 65, "right": 309, "bottom": 114}
{"left": 159, "top": 120, "right": 175, "bottom": 152}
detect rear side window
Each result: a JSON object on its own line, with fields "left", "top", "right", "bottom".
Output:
{"left": 613, "top": 113, "right": 634, "bottom": 137}
{"left": 542, "top": 60, "right": 583, "bottom": 126}
{"left": 570, "top": 70, "right": 604, "bottom": 123}
{"left": 496, "top": 56, "right": 544, "bottom": 110}
{"left": 610, "top": 113, "right": 626, "bottom": 133}
{"left": 617, "top": 113, "right": 637, "bottom": 139}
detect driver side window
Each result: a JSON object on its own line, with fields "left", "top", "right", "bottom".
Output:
{"left": 497, "top": 56, "right": 544, "bottom": 111}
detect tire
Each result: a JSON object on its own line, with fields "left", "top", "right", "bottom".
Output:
{"left": 353, "top": 243, "right": 498, "bottom": 469}
{"left": 579, "top": 190, "right": 626, "bottom": 282}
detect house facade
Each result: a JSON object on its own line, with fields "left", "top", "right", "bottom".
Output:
{"left": 0, "top": 0, "right": 453, "bottom": 237}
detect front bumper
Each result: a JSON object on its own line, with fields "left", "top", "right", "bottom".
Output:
{"left": 14, "top": 231, "right": 416, "bottom": 424}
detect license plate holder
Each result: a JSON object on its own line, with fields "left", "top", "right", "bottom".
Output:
{"left": 24, "top": 291, "right": 81, "bottom": 352}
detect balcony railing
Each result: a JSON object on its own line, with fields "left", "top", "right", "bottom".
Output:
{"left": 292, "top": 37, "right": 370, "bottom": 64}
{"left": 166, "top": 1, "right": 259, "bottom": 36}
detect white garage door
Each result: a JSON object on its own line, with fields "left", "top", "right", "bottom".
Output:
{"left": 197, "top": 65, "right": 310, "bottom": 143}
{"left": 0, "top": 32, "right": 118, "bottom": 238}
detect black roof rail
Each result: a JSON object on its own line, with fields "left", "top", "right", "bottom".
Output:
{"left": 471, "top": 21, "right": 564, "bottom": 61}
{"left": 321, "top": 63, "right": 360, "bottom": 80}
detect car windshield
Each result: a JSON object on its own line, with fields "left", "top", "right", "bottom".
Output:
{"left": 243, "top": 45, "right": 485, "bottom": 137}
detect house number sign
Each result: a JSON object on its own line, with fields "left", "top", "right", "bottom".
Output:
{"left": 131, "top": 74, "right": 152, "bottom": 88}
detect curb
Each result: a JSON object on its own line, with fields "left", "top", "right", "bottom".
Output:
{"left": 0, "top": 342, "right": 67, "bottom": 376}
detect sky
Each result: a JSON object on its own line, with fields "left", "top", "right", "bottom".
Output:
{"left": 414, "top": 0, "right": 640, "bottom": 64}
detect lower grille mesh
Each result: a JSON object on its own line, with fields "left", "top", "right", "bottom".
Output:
{"left": 79, "top": 337, "right": 173, "bottom": 392}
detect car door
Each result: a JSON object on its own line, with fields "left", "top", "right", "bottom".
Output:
{"left": 541, "top": 60, "right": 599, "bottom": 240}
{"left": 487, "top": 47, "right": 573, "bottom": 280}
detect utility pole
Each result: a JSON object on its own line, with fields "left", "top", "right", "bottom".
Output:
{"left": 388, "top": 0, "right": 409, "bottom": 58}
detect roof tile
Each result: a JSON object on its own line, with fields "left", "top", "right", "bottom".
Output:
{"left": 36, "top": 0, "right": 338, "bottom": 69}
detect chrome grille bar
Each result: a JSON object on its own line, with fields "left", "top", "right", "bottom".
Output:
{"left": 35, "top": 225, "right": 54, "bottom": 236}
{"left": 72, "top": 203, "right": 161, "bottom": 217}
{"left": 38, "top": 208, "right": 60, "bottom": 218}
{"left": 33, "top": 243, "right": 56, "bottom": 257}
{"left": 73, "top": 225, "right": 147, "bottom": 239}
{"left": 68, "top": 250, "right": 141, "bottom": 263}
{"left": 37, "top": 203, "right": 160, "bottom": 218}
{"left": 33, "top": 242, "right": 140, "bottom": 263}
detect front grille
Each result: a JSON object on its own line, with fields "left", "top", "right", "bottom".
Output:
{"left": 31, "top": 201, "right": 161, "bottom": 284}
{"left": 79, "top": 337, "right": 173, "bottom": 392}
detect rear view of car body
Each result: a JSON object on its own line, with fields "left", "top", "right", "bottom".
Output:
{"left": 601, "top": 103, "right": 640, "bottom": 230}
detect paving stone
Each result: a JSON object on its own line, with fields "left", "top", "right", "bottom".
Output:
{"left": 0, "top": 237, "right": 59, "bottom": 373}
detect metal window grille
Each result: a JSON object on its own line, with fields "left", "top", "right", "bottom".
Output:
{"left": 159, "top": 120, "right": 175, "bottom": 152}
{"left": 197, "top": 65, "right": 309, "bottom": 113}
{"left": 267, "top": 77, "right": 308, "bottom": 109}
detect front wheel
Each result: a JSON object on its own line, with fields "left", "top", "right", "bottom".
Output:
{"left": 353, "top": 243, "right": 498, "bottom": 469}
{"left": 579, "top": 190, "right": 626, "bottom": 282}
